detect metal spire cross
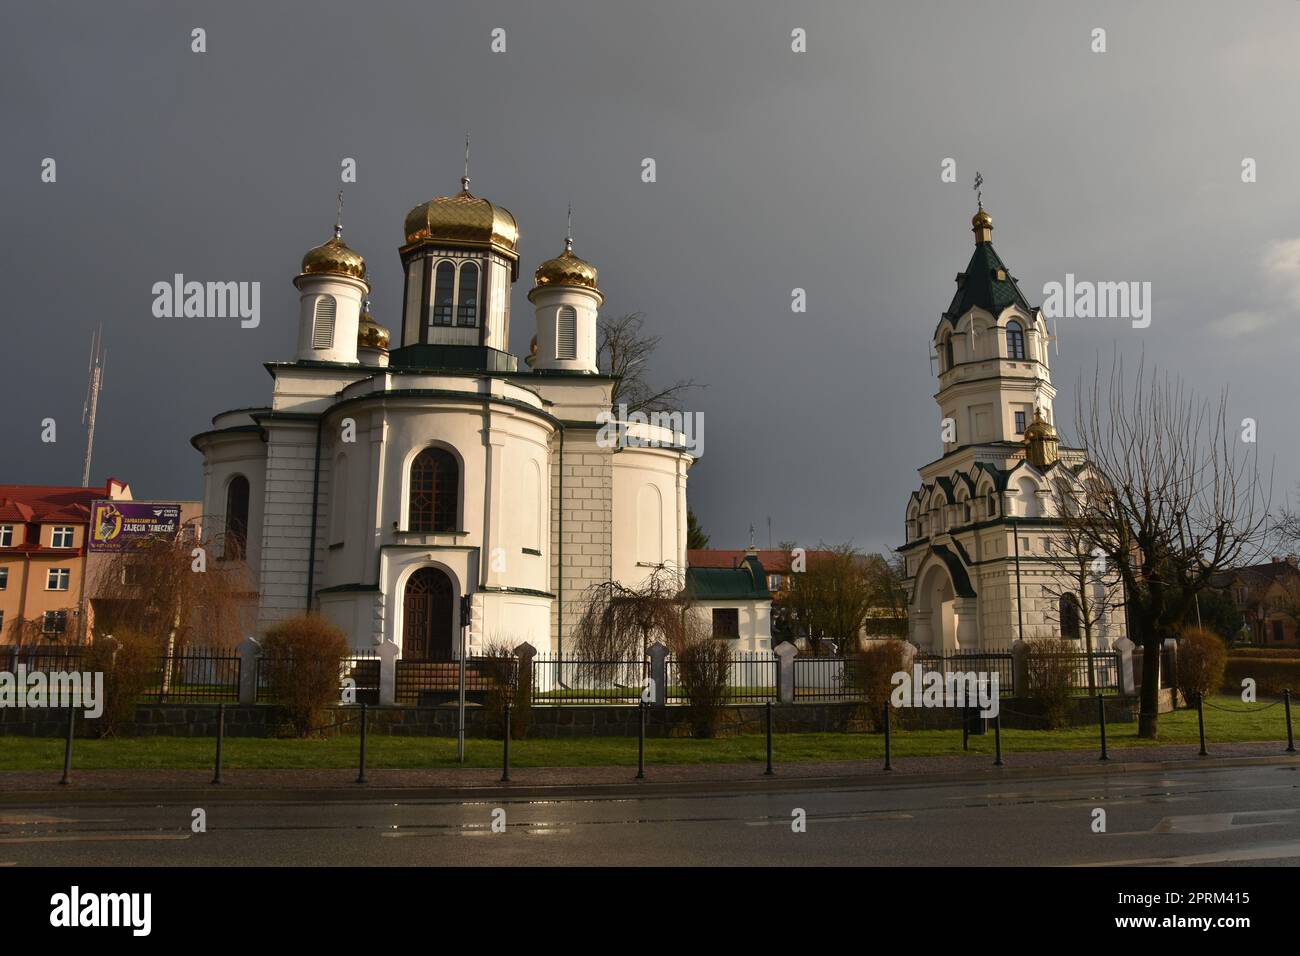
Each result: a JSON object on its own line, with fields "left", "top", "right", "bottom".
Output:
{"left": 565, "top": 203, "right": 573, "bottom": 253}
{"left": 334, "top": 189, "right": 344, "bottom": 239}
{"left": 462, "top": 132, "right": 471, "bottom": 192}
{"left": 973, "top": 171, "right": 984, "bottom": 208}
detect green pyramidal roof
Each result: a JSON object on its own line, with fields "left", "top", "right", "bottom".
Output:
{"left": 944, "top": 241, "right": 1032, "bottom": 321}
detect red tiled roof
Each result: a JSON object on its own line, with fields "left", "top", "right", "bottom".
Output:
{"left": 0, "top": 479, "right": 131, "bottom": 525}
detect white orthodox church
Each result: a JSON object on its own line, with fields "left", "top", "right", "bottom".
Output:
{"left": 192, "top": 174, "right": 770, "bottom": 659}
{"left": 899, "top": 205, "right": 1126, "bottom": 653}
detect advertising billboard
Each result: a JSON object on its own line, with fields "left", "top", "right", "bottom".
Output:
{"left": 89, "top": 501, "right": 182, "bottom": 552}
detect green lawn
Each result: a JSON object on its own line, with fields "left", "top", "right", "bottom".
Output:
{"left": 0, "top": 696, "right": 1291, "bottom": 772}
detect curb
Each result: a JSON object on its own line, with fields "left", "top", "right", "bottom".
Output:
{"left": 2, "top": 752, "right": 1296, "bottom": 806}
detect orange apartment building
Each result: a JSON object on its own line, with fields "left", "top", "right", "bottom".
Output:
{"left": 0, "top": 479, "right": 134, "bottom": 645}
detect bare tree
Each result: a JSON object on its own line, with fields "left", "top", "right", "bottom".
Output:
{"left": 571, "top": 566, "right": 692, "bottom": 663}
{"left": 91, "top": 519, "right": 256, "bottom": 658}
{"left": 1042, "top": 486, "right": 1126, "bottom": 693}
{"left": 863, "top": 553, "right": 910, "bottom": 638}
{"left": 1066, "top": 352, "right": 1271, "bottom": 737}
{"left": 782, "top": 544, "right": 874, "bottom": 654}
{"left": 599, "top": 313, "right": 699, "bottom": 413}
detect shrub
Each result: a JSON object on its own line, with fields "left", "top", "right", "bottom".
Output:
{"left": 675, "top": 637, "right": 731, "bottom": 738}
{"left": 1176, "top": 628, "right": 1228, "bottom": 705}
{"left": 1223, "top": 655, "right": 1300, "bottom": 696}
{"left": 85, "top": 630, "right": 161, "bottom": 737}
{"left": 261, "top": 614, "right": 350, "bottom": 736}
{"left": 847, "top": 639, "right": 910, "bottom": 730}
{"left": 1024, "top": 638, "right": 1077, "bottom": 729}
{"left": 481, "top": 640, "right": 530, "bottom": 738}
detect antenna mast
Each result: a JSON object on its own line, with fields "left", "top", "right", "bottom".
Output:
{"left": 81, "top": 324, "right": 105, "bottom": 488}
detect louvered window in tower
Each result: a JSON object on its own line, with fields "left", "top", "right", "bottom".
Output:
{"left": 556, "top": 307, "right": 577, "bottom": 360}
{"left": 313, "top": 296, "right": 336, "bottom": 349}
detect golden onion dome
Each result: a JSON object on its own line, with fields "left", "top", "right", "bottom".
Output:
{"left": 357, "top": 300, "right": 390, "bottom": 351}
{"left": 300, "top": 229, "right": 367, "bottom": 281}
{"left": 403, "top": 183, "right": 519, "bottom": 259}
{"left": 972, "top": 207, "right": 993, "bottom": 229}
{"left": 532, "top": 240, "right": 600, "bottom": 294}
{"left": 1023, "top": 407, "right": 1060, "bottom": 467}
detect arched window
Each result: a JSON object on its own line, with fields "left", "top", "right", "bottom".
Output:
{"left": 942, "top": 335, "right": 954, "bottom": 370}
{"left": 556, "top": 307, "right": 577, "bottom": 360}
{"left": 636, "top": 484, "right": 663, "bottom": 565}
{"left": 409, "top": 447, "right": 459, "bottom": 533}
{"left": 312, "top": 296, "right": 336, "bottom": 349}
{"left": 432, "top": 261, "right": 455, "bottom": 327}
{"left": 224, "top": 475, "right": 250, "bottom": 560}
{"left": 1005, "top": 321, "right": 1026, "bottom": 360}
{"left": 1059, "top": 593, "right": 1081, "bottom": 640}
{"left": 457, "top": 262, "right": 480, "bottom": 327}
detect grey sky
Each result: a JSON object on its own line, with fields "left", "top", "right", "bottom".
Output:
{"left": 2, "top": 0, "right": 1298, "bottom": 555}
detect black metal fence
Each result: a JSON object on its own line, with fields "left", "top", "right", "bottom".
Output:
{"left": 531, "top": 654, "right": 647, "bottom": 705}
{"left": 915, "top": 651, "right": 1017, "bottom": 697}
{"left": 664, "top": 652, "right": 777, "bottom": 704}
{"left": 151, "top": 648, "right": 241, "bottom": 703}
{"left": 393, "top": 656, "right": 518, "bottom": 706}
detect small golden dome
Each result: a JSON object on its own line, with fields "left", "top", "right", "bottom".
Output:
{"left": 403, "top": 186, "right": 519, "bottom": 259}
{"left": 357, "top": 300, "right": 390, "bottom": 351}
{"left": 532, "top": 243, "right": 600, "bottom": 294}
{"left": 972, "top": 207, "right": 993, "bottom": 229}
{"left": 1023, "top": 407, "right": 1060, "bottom": 467}
{"left": 301, "top": 232, "right": 367, "bottom": 280}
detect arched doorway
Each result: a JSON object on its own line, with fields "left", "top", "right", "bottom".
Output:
{"left": 403, "top": 567, "right": 454, "bottom": 660}
{"left": 913, "top": 562, "right": 957, "bottom": 652}
{"left": 910, "top": 546, "right": 979, "bottom": 652}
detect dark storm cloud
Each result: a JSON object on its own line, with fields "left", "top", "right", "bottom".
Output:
{"left": 2, "top": 0, "right": 1297, "bottom": 553}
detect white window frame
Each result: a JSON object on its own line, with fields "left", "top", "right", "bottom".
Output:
{"left": 46, "top": 567, "right": 71, "bottom": 591}
{"left": 51, "top": 525, "right": 75, "bottom": 548}
{"left": 0, "top": 525, "right": 12, "bottom": 547}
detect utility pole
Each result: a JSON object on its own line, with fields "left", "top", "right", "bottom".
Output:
{"left": 81, "top": 324, "right": 106, "bottom": 488}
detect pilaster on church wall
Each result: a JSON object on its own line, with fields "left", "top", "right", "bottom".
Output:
{"left": 548, "top": 428, "right": 614, "bottom": 653}
{"left": 255, "top": 422, "right": 326, "bottom": 631}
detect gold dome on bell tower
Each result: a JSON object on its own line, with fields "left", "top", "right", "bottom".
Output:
{"left": 1023, "top": 407, "right": 1060, "bottom": 467}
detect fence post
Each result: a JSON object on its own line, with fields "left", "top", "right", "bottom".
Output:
{"left": 764, "top": 701, "right": 774, "bottom": 776}
{"left": 1285, "top": 689, "right": 1295, "bottom": 754}
{"left": 883, "top": 702, "right": 892, "bottom": 772}
{"left": 236, "top": 636, "right": 260, "bottom": 705}
{"left": 512, "top": 641, "right": 537, "bottom": 709}
{"left": 1163, "top": 639, "right": 1179, "bottom": 708}
{"left": 1113, "top": 636, "right": 1136, "bottom": 697}
{"left": 1010, "top": 640, "right": 1030, "bottom": 699}
{"left": 378, "top": 639, "right": 399, "bottom": 706}
{"left": 1196, "top": 691, "right": 1208, "bottom": 756}
{"left": 212, "top": 703, "right": 226, "bottom": 784}
{"left": 993, "top": 711, "right": 1003, "bottom": 767}
{"left": 1097, "top": 693, "right": 1109, "bottom": 761}
{"left": 501, "top": 701, "right": 512, "bottom": 783}
{"left": 636, "top": 700, "right": 647, "bottom": 780}
{"left": 773, "top": 641, "right": 797, "bottom": 704}
{"left": 647, "top": 642, "right": 668, "bottom": 708}
{"left": 356, "top": 702, "right": 369, "bottom": 785}
{"left": 59, "top": 705, "right": 75, "bottom": 785}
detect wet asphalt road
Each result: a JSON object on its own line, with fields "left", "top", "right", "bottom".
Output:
{"left": 2, "top": 763, "right": 1299, "bottom": 867}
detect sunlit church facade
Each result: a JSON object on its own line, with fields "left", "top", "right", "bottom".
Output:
{"left": 192, "top": 175, "right": 717, "bottom": 659}
{"left": 898, "top": 206, "right": 1126, "bottom": 653}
